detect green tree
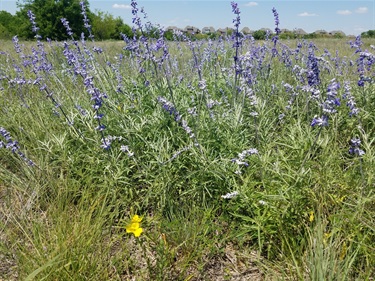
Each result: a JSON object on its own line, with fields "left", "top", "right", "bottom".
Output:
{"left": 333, "top": 33, "right": 344, "bottom": 39}
{"left": 302, "top": 33, "right": 318, "bottom": 39}
{"left": 91, "top": 11, "right": 116, "bottom": 40}
{"left": 0, "top": 23, "right": 11, "bottom": 39}
{"left": 279, "top": 31, "right": 296, "bottom": 40}
{"left": 90, "top": 11, "right": 132, "bottom": 40}
{"left": 164, "top": 30, "right": 174, "bottom": 41}
{"left": 113, "top": 17, "right": 132, "bottom": 40}
{"left": 362, "top": 30, "right": 375, "bottom": 38}
{"left": 252, "top": 29, "right": 266, "bottom": 40}
{"left": 16, "top": 0, "right": 93, "bottom": 40}
{"left": 0, "top": 11, "right": 18, "bottom": 38}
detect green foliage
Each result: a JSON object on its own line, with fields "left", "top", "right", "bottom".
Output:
{"left": 0, "top": 11, "right": 18, "bottom": 39}
{"left": 333, "top": 32, "right": 344, "bottom": 39}
{"left": 164, "top": 30, "right": 174, "bottom": 41}
{"left": 0, "top": 23, "right": 11, "bottom": 39}
{"left": 362, "top": 30, "right": 375, "bottom": 38}
{"left": 194, "top": 33, "right": 208, "bottom": 40}
{"left": 91, "top": 11, "right": 133, "bottom": 40}
{"left": 0, "top": 0, "right": 134, "bottom": 40}
{"left": 115, "top": 18, "right": 133, "bottom": 39}
{"left": 0, "top": 9, "right": 374, "bottom": 279}
{"left": 91, "top": 11, "right": 116, "bottom": 40}
{"left": 252, "top": 29, "right": 266, "bottom": 40}
{"left": 303, "top": 32, "right": 318, "bottom": 39}
{"left": 279, "top": 31, "right": 296, "bottom": 40}
{"left": 15, "top": 0, "right": 92, "bottom": 40}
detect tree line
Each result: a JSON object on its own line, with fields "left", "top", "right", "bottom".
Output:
{"left": 0, "top": 0, "right": 133, "bottom": 40}
{"left": 1, "top": 0, "right": 374, "bottom": 41}
{"left": 361, "top": 30, "right": 375, "bottom": 38}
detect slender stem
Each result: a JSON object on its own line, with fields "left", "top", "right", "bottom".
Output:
{"left": 300, "top": 126, "right": 323, "bottom": 171}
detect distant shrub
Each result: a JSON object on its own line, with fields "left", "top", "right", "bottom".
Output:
{"left": 361, "top": 30, "right": 375, "bottom": 38}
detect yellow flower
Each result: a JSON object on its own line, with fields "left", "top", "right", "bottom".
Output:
{"left": 339, "top": 242, "right": 347, "bottom": 261}
{"left": 323, "top": 232, "right": 331, "bottom": 246}
{"left": 309, "top": 211, "right": 314, "bottom": 222}
{"left": 131, "top": 215, "right": 142, "bottom": 223}
{"left": 126, "top": 215, "right": 143, "bottom": 237}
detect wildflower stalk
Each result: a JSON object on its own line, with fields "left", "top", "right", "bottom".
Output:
{"left": 189, "top": 40, "right": 214, "bottom": 130}
{"left": 190, "top": 42, "right": 203, "bottom": 82}
{"left": 35, "top": 81, "right": 75, "bottom": 126}
{"left": 267, "top": 7, "right": 280, "bottom": 78}
{"left": 130, "top": 0, "right": 176, "bottom": 105}
{"left": 231, "top": 2, "right": 241, "bottom": 103}
{"left": 300, "top": 125, "right": 323, "bottom": 171}
{"left": 61, "top": 18, "right": 108, "bottom": 148}
{"left": 0, "top": 127, "right": 35, "bottom": 166}
{"left": 300, "top": 79, "right": 341, "bottom": 173}
{"left": 25, "top": 11, "right": 80, "bottom": 134}
{"left": 157, "top": 96, "right": 200, "bottom": 149}
{"left": 349, "top": 137, "right": 366, "bottom": 192}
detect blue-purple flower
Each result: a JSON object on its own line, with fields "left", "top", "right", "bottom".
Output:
{"left": 356, "top": 50, "right": 375, "bottom": 86}
{"left": 311, "top": 78, "right": 340, "bottom": 127}
{"left": 322, "top": 78, "right": 341, "bottom": 114}
{"left": 272, "top": 7, "right": 280, "bottom": 35}
{"left": 157, "top": 96, "right": 195, "bottom": 139}
{"left": 120, "top": 145, "right": 134, "bottom": 157}
{"left": 198, "top": 79, "right": 207, "bottom": 90}
{"left": 131, "top": 0, "right": 142, "bottom": 29}
{"left": 231, "top": 2, "right": 241, "bottom": 28}
{"left": 231, "top": 1, "right": 242, "bottom": 79}
{"left": 80, "top": 1, "right": 94, "bottom": 40}
{"left": 349, "top": 138, "right": 365, "bottom": 156}
{"left": 61, "top": 18, "right": 73, "bottom": 37}
{"left": 27, "top": 10, "right": 40, "bottom": 38}
{"left": 342, "top": 81, "right": 359, "bottom": 117}
{"left": 311, "top": 115, "right": 328, "bottom": 127}
{"left": 12, "top": 36, "right": 22, "bottom": 54}
{"left": 307, "top": 43, "right": 320, "bottom": 86}
{"left": 232, "top": 148, "right": 258, "bottom": 174}
{"left": 0, "top": 127, "right": 34, "bottom": 166}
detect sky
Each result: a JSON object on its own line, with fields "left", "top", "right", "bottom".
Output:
{"left": 0, "top": 0, "right": 374, "bottom": 35}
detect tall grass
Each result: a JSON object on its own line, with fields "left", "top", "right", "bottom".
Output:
{"left": 0, "top": 3, "right": 374, "bottom": 280}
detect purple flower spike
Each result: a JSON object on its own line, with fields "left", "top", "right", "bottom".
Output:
{"left": 0, "top": 127, "right": 34, "bottom": 166}
{"left": 61, "top": 18, "right": 73, "bottom": 37}
{"left": 27, "top": 10, "right": 40, "bottom": 34}
{"left": 272, "top": 7, "right": 280, "bottom": 35}
{"left": 231, "top": 2, "right": 241, "bottom": 28}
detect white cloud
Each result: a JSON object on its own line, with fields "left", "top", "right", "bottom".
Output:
{"left": 355, "top": 7, "right": 368, "bottom": 14}
{"left": 337, "top": 10, "right": 352, "bottom": 15}
{"left": 298, "top": 12, "right": 318, "bottom": 17}
{"left": 112, "top": 4, "right": 131, "bottom": 9}
{"left": 245, "top": 2, "right": 258, "bottom": 7}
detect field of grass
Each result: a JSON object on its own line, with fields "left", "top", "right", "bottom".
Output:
{"left": 1, "top": 5, "right": 375, "bottom": 281}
